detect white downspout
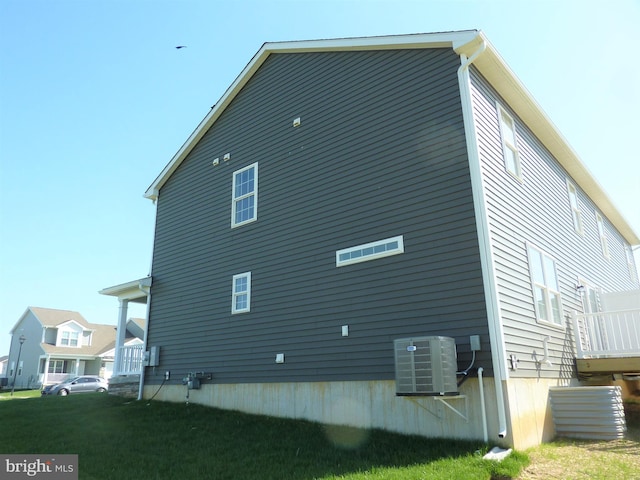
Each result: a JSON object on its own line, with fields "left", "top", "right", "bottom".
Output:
{"left": 456, "top": 35, "right": 509, "bottom": 440}
{"left": 137, "top": 287, "right": 151, "bottom": 401}
{"left": 138, "top": 196, "right": 159, "bottom": 401}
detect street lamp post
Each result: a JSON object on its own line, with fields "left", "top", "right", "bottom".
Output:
{"left": 10, "top": 334, "right": 26, "bottom": 397}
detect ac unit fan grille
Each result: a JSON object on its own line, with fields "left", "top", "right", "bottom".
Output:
{"left": 394, "top": 336, "right": 458, "bottom": 396}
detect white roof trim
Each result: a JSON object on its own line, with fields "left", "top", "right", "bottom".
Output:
{"left": 143, "top": 31, "right": 479, "bottom": 201}
{"left": 99, "top": 276, "right": 152, "bottom": 301}
{"left": 144, "top": 30, "right": 638, "bottom": 245}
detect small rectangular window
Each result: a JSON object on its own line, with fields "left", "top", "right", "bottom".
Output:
{"left": 336, "top": 235, "right": 404, "bottom": 267}
{"left": 595, "top": 212, "right": 609, "bottom": 259}
{"left": 231, "top": 163, "right": 258, "bottom": 228}
{"left": 232, "top": 272, "right": 251, "bottom": 314}
{"left": 497, "top": 105, "right": 521, "bottom": 179}
{"left": 566, "top": 181, "right": 583, "bottom": 235}
{"left": 527, "top": 245, "right": 563, "bottom": 326}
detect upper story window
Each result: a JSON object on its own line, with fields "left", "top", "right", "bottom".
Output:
{"left": 566, "top": 180, "right": 583, "bottom": 235}
{"left": 527, "top": 244, "right": 563, "bottom": 326}
{"left": 336, "top": 235, "right": 404, "bottom": 267}
{"left": 232, "top": 272, "right": 252, "bottom": 314}
{"left": 595, "top": 212, "right": 610, "bottom": 259}
{"left": 497, "top": 105, "right": 521, "bottom": 180}
{"left": 60, "top": 330, "right": 79, "bottom": 347}
{"left": 231, "top": 163, "right": 258, "bottom": 228}
{"left": 626, "top": 245, "right": 636, "bottom": 280}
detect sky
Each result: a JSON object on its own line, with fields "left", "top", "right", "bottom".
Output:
{"left": 1, "top": 0, "right": 639, "bottom": 357}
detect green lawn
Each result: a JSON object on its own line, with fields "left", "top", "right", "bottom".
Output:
{"left": 0, "top": 391, "right": 528, "bottom": 479}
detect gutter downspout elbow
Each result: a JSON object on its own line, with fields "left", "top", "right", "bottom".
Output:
{"left": 456, "top": 35, "right": 509, "bottom": 441}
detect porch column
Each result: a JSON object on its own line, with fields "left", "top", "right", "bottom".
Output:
{"left": 43, "top": 357, "right": 50, "bottom": 385}
{"left": 114, "top": 299, "right": 129, "bottom": 375}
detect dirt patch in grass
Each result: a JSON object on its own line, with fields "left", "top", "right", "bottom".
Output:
{"left": 518, "top": 412, "right": 640, "bottom": 480}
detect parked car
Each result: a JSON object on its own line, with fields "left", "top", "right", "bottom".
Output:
{"left": 41, "top": 375, "right": 108, "bottom": 396}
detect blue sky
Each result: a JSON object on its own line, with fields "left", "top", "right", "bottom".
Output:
{"left": 1, "top": 0, "right": 638, "bottom": 356}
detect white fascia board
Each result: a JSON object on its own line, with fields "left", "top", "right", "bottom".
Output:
{"left": 99, "top": 276, "right": 152, "bottom": 300}
{"left": 461, "top": 34, "right": 639, "bottom": 245}
{"left": 144, "top": 31, "right": 480, "bottom": 201}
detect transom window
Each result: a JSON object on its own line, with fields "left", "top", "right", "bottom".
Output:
{"left": 231, "top": 163, "right": 258, "bottom": 227}
{"left": 566, "top": 180, "right": 583, "bottom": 235}
{"left": 336, "top": 235, "right": 404, "bottom": 267}
{"left": 497, "top": 105, "right": 521, "bottom": 179}
{"left": 527, "top": 245, "right": 563, "bottom": 326}
{"left": 232, "top": 272, "right": 251, "bottom": 314}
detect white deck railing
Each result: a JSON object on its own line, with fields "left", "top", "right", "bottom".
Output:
{"left": 572, "top": 309, "right": 640, "bottom": 359}
{"left": 117, "top": 344, "right": 145, "bottom": 374}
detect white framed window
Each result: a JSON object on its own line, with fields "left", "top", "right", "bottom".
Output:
{"left": 566, "top": 180, "right": 583, "bottom": 235}
{"left": 231, "top": 163, "right": 258, "bottom": 228}
{"left": 497, "top": 105, "right": 521, "bottom": 179}
{"left": 18, "top": 361, "right": 23, "bottom": 376}
{"left": 48, "top": 360, "right": 69, "bottom": 374}
{"left": 336, "top": 235, "right": 404, "bottom": 267}
{"left": 60, "top": 331, "right": 79, "bottom": 347}
{"left": 626, "top": 245, "right": 636, "bottom": 280}
{"left": 232, "top": 272, "right": 251, "bottom": 314}
{"left": 595, "top": 212, "right": 609, "bottom": 259}
{"left": 527, "top": 244, "right": 563, "bottom": 326}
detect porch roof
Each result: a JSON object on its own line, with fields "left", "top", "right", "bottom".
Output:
{"left": 99, "top": 276, "right": 151, "bottom": 303}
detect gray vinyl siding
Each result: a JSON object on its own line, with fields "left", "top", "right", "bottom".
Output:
{"left": 470, "top": 67, "right": 639, "bottom": 378}
{"left": 146, "top": 48, "right": 490, "bottom": 385}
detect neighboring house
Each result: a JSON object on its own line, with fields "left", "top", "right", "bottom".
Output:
{"left": 0, "top": 355, "right": 8, "bottom": 377}
{"left": 135, "top": 30, "right": 639, "bottom": 449}
{"left": 7, "top": 307, "right": 132, "bottom": 388}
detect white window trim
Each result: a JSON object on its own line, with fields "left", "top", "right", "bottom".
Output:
{"left": 231, "top": 163, "right": 258, "bottom": 228}
{"left": 336, "top": 235, "right": 404, "bottom": 267}
{"left": 232, "top": 272, "right": 252, "bottom": 314}
{"left": 497, "top": 104, "right": 522, "bottom": 180}
{"left": 626, "top": 245, "right": 636, "bottom": 280}
{"left": 566, "top": 180, "right": 583, "bottom": 235}
{"left": 527, "top": 244, "right": 564, "bottom": 328}
{"left": 59, "top": 330, "right": 80, "bottom": 348}
{"left": 595, "top": 212, "right": 610, "bottom": 259}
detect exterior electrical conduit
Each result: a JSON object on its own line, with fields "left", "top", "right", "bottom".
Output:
{"left": 456, "top": 33, "right": 509, "bottom": 440}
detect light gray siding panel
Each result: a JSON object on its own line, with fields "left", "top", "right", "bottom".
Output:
{"left": 470, "top": 67, "right": 639, "bottom": 378}
{"left": 147, "top": 49, "right": 490, "bottom": 385}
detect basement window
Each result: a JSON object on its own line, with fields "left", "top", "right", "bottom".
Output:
{"left": 336, "top": 235, "right": 404, "bottom": 267}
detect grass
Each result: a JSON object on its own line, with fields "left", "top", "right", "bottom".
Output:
{"left": 518, "top": 404, "right": 640, "bottom": 480}
{"left": 0, "top": 390, "right": 528, "bottom": 480}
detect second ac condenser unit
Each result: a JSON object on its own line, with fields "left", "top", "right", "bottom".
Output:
{"left": 394, "top": 336, "right": 458, "bottom": 396}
